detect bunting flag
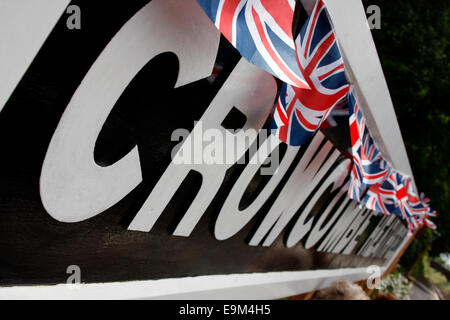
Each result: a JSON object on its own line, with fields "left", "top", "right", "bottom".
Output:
{"left": 414, "top": 193, "right": 437, "bottom": 229}
{"left": 195, "top": 0, "right": 309, "bottom": 89}
{"left": 347, "top": 88, "right": 436, "bottom": 232}
{"left": 362, "top": 172, "right": 414, "bottom": 233}
{"left": 347, "top": 89, "right": 391, "bottom": 202}
{"left": 388, "top": 173, "right": 419, "bottom": 233}
{"left": 196, "top": 0, "right": 437, "bottom": 231}
{"left": 361, "top": 180, "right": 396, "bottom": 217}
{"left": 414, "top": 215, "right": 437, "bottom": 230}
{"left": 419, "top": 193, "right": 437, "bottom": 217}
{"left": 270, "top": 0, "right": 349, "bottom": 145}
{"left": 363, "top": 171, "right": 436, "bottom": 234}
{"left": 410, "top": 192, "right": 437, "bottom": 230}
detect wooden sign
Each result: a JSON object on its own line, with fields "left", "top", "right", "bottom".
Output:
{"left": 0, "top": 0, "right": 408, "bottom": 298}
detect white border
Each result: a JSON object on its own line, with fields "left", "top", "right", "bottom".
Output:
{"left": 323, "top": 0, "right": 415, "bottom": 182}
{"left": 0, "top": 267, "right": 375, "bottom": 300}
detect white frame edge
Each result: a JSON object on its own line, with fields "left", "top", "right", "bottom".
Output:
{"left": 324, "top": 0, "right": 415, "bottom": 182}
{"left": 0, "top": 267, "right": 376, "bottom": 300}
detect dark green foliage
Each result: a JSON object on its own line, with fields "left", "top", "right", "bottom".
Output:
{"left": 400, "top": 228, "right": 433, "bottom": 271}
{"left": 361, "top": 0, "right": 449, "bottom": 256}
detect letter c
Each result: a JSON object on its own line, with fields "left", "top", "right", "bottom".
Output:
{"left": 40, "top": 0, "right": 220, "bottom": 222}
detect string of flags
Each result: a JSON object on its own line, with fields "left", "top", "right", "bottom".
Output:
{"left": 347, "top": 88, "right": 436, "bottom": 234}
{"left": 195, "top": 0, "right": 436, "bottom": 233}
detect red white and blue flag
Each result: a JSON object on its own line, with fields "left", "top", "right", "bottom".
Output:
{"left": 363, "top": 171, "right": 436, "bottom": 233}
{"left": 362, "top": 172, "right": 413, "bottom": 233}
{"left": 347, "top": 89, "right": 390, "bottom": 201}
{"left": 362, "top": 180, "right": 396, "bottom": 218}
{"left": 196, "top": 0, "right": 437, "bottom": 231}
{"left": 196, "top": 0, "right": 309, "bottom": 89}
{"left": 270, "top": 0, "right": 350, "bottom": 145}
{"left": 410, "top": 192, "right": 437, "bottom": 230}
{"left": 413, "top": 193, "right": 437, "bottom": 229}
{"left": 419, "top": 193, "right": 437, "bottom": 217}
{"left": 414, "top": 214, "right": 437, "bottom": 230}
{"left": 389, "top": 173, "right": 419, "bottom": 232}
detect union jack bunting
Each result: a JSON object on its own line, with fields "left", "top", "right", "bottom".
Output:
{"left": 362, "top": 175, "right": 413, "bottom": 233}
{"left": 419, "top": 192, "right": 437, "bottom": 217}
{"left": 412, "top": 193, "right": 437, "bottom": 230}
{"left": 363, "top": 171, "right": 436, "bottom": 233}
{"left": 271, "top": 0, "right": 349, "bottom": 145}
{"left": 409, "top": 192, "right": 437, "bottom": 230}
{"left": 362, "top": 181, "right": 396, "bottom": 217}
{"left": 195, "top": 0, "right": 309, "bottom": 89}
{"left": 414, "top": 215, "right": 437, "bottom": 230}
{"left": 391, "top": 174, "right": 420, "bottom": 233}
{"left": 196, "top": 0, "right": 438, "bottom": 231}
{"left": 347, "top": 89, "right": 390, "bottom": 201}
{"left": 404, "top": 190, "right": 433, "bottom": 217}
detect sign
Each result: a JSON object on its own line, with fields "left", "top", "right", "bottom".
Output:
{"left": 0, "top": 0, "right": 408, "bottom": 297}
